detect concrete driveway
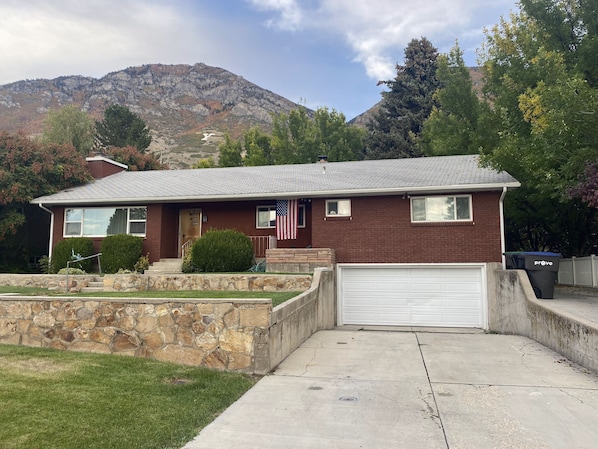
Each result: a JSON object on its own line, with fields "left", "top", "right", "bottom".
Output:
{"left": 183, "top": 329, "right": 598, "bottom": 449}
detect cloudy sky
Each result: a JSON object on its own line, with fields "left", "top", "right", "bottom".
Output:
{"left": 0, "top": 0, "right": 518, "bottom": 119}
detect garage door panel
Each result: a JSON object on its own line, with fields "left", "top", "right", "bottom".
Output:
{"left": 340, "top": 265, "right": 485, "bottom": 328}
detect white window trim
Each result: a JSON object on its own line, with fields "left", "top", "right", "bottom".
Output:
{"left": 325, "top": 199, "right": 351, "bottom": 217}
{"left": 410, "top": 195, "right": 473, "bottom": 223}
{"left": 256, "top": 204, "right": 306, "bottom": 229}
{"left": 64, "top": 207, "right": 147, "bottom": 237}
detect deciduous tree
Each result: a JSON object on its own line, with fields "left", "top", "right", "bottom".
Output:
{"left": 105, "top": 146, "right": 167, "bottom": 171}
{"left": 479, "top": 2, "right": 598, "bottom": 255}
{"left": 41, "top": 105, "right": 96, "bottom": 155}
{"left": 418, "top": 43, "right": 490, "bottom": 156}
{"left": 217, "top": 107, "right": 365, "bottom": 167}
{"left": 0, "top": 133, "right": 89, "bottom": 271}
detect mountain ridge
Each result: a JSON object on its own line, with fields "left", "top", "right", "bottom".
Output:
{"left": 0, "top": 63, "right": 312, "bottom": 168}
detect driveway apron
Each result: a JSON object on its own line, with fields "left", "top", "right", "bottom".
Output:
{"left": 183, "top": 330, "right": 598, "bottom": 449}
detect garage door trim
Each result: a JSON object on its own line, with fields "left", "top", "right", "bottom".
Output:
{"left": 337, "top": 263, "right": 488, "bottom": 329}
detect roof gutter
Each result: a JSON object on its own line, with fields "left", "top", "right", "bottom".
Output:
{"left": 499, "top": 187, "right": 507, "bottom": 269}
{"left": 37, "top": 203, "right": 55, "bottom": 259}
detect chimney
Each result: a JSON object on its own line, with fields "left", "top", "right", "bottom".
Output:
{"left": 86, "top": 154, "right": 128, "bottom": 179}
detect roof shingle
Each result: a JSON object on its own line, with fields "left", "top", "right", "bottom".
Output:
{"left": 32, "top": 155, "right": 519, "bottom": 205}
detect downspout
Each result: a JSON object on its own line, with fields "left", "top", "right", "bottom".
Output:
{"left": 38, "top": 203, "right": 54, "bottom": 259}
{"left": 499, "top": 187, "right": 507, "bottom": 269}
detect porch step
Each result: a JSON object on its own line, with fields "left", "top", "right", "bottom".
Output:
{"left": 80, "top": 277, "right": 105, "bottom": 293}
{"left": 146, "top": 258, "right": 183, "bottom": 274}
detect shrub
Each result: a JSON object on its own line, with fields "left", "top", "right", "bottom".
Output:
{"left": 133, "top": 253, "right": 150, "bottom": 273}
{"left": 191, "top": 229, "right": 253, "bottom": 272}
{"left": 52, "top": 238, "right": 95, "bottom": 273}
{"left": 57, "top": 267, "right": 87, "bottom": 275}
{"left": 181, "top": 251, "right": 197, "bottom": 273}
{"left": 100, "top": 234, "right": 143, "bottom": 273}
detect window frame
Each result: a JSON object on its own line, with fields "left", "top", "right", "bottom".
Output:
{"left": 256, "top": 204, "right": 306, "bottom": 229}
{"left": 63, "top": 207, "right": 147, "bottom": 237}
{"left": 325, "top": 199, "right": 351, "bottom": 217}
{"left": 410, "top": 195, "right": 472, "bottom": 223}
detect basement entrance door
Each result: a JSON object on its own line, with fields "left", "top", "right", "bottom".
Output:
{"left": 179, "top": 209, "right": 202, "bottom": 257}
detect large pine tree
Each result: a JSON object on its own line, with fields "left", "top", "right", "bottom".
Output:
{"left": 365, "top": 37, "right": 439, "bottom": 159}
{"left": 95, "top": 104, "right": 152, "bottom": 153}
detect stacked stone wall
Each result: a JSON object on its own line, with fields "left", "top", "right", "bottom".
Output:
{"left": 0, "top": 297, "right": 271, "bottom": 373}
{"left": 0, "top": 270, "right": 335, "bottom": 374}
{"left": 0, "top": 273, "right": 312, "bottom": 293}
{"left": 104, "top": 273, "right": 312, "bottom": 292}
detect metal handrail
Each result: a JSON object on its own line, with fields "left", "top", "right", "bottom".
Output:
{"left": 181, "top": 239, "right": 193, "bottom": 260}
{"left": 65, "top": 252, "right": 102, "bottom": 293}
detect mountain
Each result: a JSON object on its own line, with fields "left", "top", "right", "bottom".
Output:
{"left": 0, "top": 63, "right": 308, "bottom": 168}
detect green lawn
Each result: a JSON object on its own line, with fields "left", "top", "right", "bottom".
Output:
{"left": 0, "top": 344, "right": 256, "bottom": 449}
{"left": 0, "top": 286, "right": 301, "bottom": 307}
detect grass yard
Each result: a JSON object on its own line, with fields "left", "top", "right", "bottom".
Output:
{"left": 0, "top": 344, "right": 256, "bottom": 449}
{"left": 0, "top": 286, "right": 301, "bottom": 307}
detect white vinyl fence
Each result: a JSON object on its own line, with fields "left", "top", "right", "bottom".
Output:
{"left": 558, "top": 255, "right": 598, "bottom": 288}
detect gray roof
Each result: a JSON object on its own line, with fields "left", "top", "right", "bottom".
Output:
{"left": 32, "top": 155, "right": 519, "bottom": 206}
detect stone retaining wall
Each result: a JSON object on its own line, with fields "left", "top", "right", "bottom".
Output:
{"left": 103, "top": 273, "right": 312, "bottom": 292}
{"left": 0, "top": 270, "right": 335, "bottom": 374}
{"left": 0, "top": 296, "right": 271, "bottom": 372}
{"left": 0, "top": 274, "right": 98, "bottom": 292}
{"left": 0, "top": 273, "right": 312, "bottom": 293}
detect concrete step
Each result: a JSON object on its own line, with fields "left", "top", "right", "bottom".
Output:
{"left": 80, "top": 277, "right": 104, "bottom": 293}
{"left": 146, "top": 258, "right": 183, "bottom": 274}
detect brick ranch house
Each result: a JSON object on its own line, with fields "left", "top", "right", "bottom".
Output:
{"left": 32, "top": 154, "right": 519, "bottom": 329}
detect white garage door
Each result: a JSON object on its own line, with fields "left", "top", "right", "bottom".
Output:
{"left": 338, "top": 264, "right": 486, "bottom": 328}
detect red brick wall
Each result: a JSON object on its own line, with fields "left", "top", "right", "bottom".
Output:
{"left": 311, "top": 192, "right": 503, "bottom": 263}
{"left": 196, "top": 200, "right": 312, "bottom": 249}
{"left": 49, "top": 193, "right": 502, "bottom": 264}
{"left": 144, "top": 204, "right": 178, "bottom": 262}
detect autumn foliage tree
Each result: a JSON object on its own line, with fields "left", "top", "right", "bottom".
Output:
{"left": 569, "top": 162, "right": 598, "bottom": 208}
{"left": 0, "top": 133, "right": 89, "bottom": 239}
{"left": 105, "top": 146, "right": 167, "bottom": 171}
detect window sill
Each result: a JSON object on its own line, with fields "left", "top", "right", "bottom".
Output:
{"left": 324, "top": 216, "right": 352, "bottom": 221}
{"left": 411, "top": 221, "right": 474, "bottom": 227}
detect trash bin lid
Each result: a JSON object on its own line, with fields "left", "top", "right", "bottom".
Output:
{"left": 520, "top": 251, "right": 561, "bottom": 257}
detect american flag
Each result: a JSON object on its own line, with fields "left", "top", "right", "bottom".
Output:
{"left": 276, "top": 199, "right": 298, "bottom": 240}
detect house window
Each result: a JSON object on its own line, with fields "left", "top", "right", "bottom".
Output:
{"left": 411, "top": 195, "right": 472, "bottom": 222}
{"left": 256, "top": 205, "right": 305, "bottom": 229}
{"left": 326, "top": 199, "right": 351, "bottom": 217}
{"left": 64, "top": 207, "right": 147, "bottom": 237}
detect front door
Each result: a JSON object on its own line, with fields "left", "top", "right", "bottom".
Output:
{"left": 179, "top": 209, "right": 202, "bottom": 257}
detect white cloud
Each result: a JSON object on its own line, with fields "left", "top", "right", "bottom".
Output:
{"left": 0, "top": 0, "right": 217, "bottom": 84}
{"left": 245, "top": 0, "right": 515, "bottom": 80}
{"left": 246, "top": 0, "right": 303, "bottom": 30}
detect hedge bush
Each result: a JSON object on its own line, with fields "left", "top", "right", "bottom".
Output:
{"left": 51, "top": 238, "right": 95, "bottom": 273}
{"left": 191, "top": 229, "right": 253, "bottom": 272}
{"left": 100, "top": 234, "right": 144, "bottom": 273}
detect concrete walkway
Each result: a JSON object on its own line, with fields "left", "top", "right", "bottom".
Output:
{"left": 183, "top": 329, "right": 598, "bottom": 449}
